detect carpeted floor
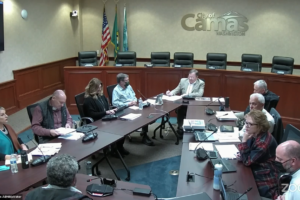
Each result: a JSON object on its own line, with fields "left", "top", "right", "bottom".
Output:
{"left": 116, "top": 155, "right": 181, "bottom": 198}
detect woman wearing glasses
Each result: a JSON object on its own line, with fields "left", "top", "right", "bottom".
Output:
{"left": 237, "top": 109, "right": 282, "bottom": 199}
{"left": 83, "top": 78, "right": 129, "bottom": 157}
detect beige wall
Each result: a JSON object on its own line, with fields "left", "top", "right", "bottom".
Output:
{"left": 1, "top": 0, "right": 300, "bottom": 82}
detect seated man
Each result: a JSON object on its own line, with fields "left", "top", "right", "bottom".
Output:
{"left": 240, "top": 93, "right": 275, "bottom": 136}
{"left": 276, "top": 140, "right": 300, "bottom": 200}
{"left": 25, "top": 154, "right": 91, "bottom": 200}
{"left": 236, "top": 80, "right": 279, "bottom": 119}
{"left": 31, "top": 90, "right": 73, "bottom": 143}
{"left": 112, "top": 73, "right": 154, "bottom": 146}
{"left": 166, "top": 69, "right": 205, "bottom": 137}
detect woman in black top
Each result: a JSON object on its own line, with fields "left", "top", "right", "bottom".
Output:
{"left": 83, "top": 78, "right": 129, "bottom": 156}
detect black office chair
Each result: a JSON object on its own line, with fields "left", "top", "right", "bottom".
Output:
{"left": 106, "top": 84, "right": 117, "bottom": 105}
{"left": 270, "top": 108, "right": 284, "bottom": 144}
{"left": 206, "top": 53, "right": 227, "bottom": 70}
{"left": 265, "top": 96, "right": 280, "bottom": 113}
{"left": 173, "top": 52, "right": 194, "bottom": 68}
{"left": 74, "top": 92, "right": 94, "bottom": 125}
{"left": 116, "top": 51, "right": 136, "bottom": 66}
{"left": 271, "top": 56, "right": 294, "bottom": 74}
{"left": 150, "top": 52, "right": 170, "bottom": 67}
{"left": 26, "top": 103, "right": 40, "bottom": 144}
{"left": 241, "top": 54, "right": 262, "bottom": 72}
{"left": 281, "top": 124, "right": 300, "bottom": 143}
{"left": 78, "top": 51, "right": 98, "bottom": 66}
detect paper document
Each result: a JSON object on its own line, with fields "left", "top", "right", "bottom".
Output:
{"left": 120, "top": 113, "right": 141, "bottom": 120}
{"left": 56, "top": 127, "right": 76, "bottom": 135}
{"left": 215, "top": 111, "right": 238, "bottom": 121}
{"left": 189, "top": 142, "right": 214, "bottom": 151}
{"left": 212, "top": 97, "right": 225, "bottom": 102}
{"left": 215, "top": 144, "right": 239, "bottom": 159}
{"left": 58, "top": 132, "right": 85, "bottom": 140}
{"left": 145, "top": 99, "right": 156, "bottom": 105}
{"left": 195, "top": 97, "right": 211, "bottom": 101}
{"left": 219, "top": 138, "right": 241, "bottom": 143}
{"left": 215, "top": 127, "right": 239, "bottom": 140}
{"left": 162, "top": 95, "right": 182, "bottom": 101}
{"left": 5, "top": 153, "right": 33, "bottom": 165}
{"left": 31, "top": 143, "right": 62, "bottom": 156}
{"left": 128, "top": 106, "right": 140, "bottom": 110}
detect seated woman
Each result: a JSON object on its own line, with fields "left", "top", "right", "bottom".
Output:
{"left": 0, "top": 106, "right": 28, "bottom": 161}
{"left": 237, "top": 109, "right": 280, "bottom": 199}
{"left": 83, "top": 78, "right": 129, "bottom": 156}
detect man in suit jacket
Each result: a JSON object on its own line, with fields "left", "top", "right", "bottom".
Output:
{"left": 166, "top": 69, "right": 205, "bottom": 138}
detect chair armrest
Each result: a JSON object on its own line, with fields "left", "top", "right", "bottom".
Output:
{"left": 79, "top": 117, "right": 94, "bottom": 126}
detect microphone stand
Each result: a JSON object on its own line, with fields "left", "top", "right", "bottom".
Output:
{"left": 193, "top": 129, "right": 218, "bottom": 153}
{"left": 235, "top": 187, "right": 252, "bottom": 200}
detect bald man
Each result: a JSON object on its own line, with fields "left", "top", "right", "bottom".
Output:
{"left": 31, "top": 90, "right": 73, "bottom": 143}
{"left": 276, "top": 140, "right": 300, "bottom": 200}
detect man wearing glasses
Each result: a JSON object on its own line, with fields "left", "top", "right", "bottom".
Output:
{"left": 112, "top": 73, "right": 154, "bottom": 146}
{"left": 276, "top": 141, "right": 300, "bottom": 200}
{"left": 31, "top": 90, "right": 73, "bottom": 143}
{"left": 240, "top": 93, "right": 274, "bottom": 136}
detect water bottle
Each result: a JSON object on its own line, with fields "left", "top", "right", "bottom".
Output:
{"left": 20, "top": 150, "right": 29, "bottom": 169}
{"left": 213, "top": 163, "right": 223, "bottom": 190}
{"left": 139, "top": 97, "right": 143, "bottom": 110}
{"left": 10, "top": 154, "right": 19, "bottom": 174}
{"left": 86, "top": 161, "right": 92, "bottom": 176}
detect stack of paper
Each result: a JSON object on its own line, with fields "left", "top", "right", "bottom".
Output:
{"left": 212, "top": 97, "right": 225, "bottom": 102}
{"left": 56, "top": 127, "right": 76, "bottom": 135}
{"left": 128, "top": 106, "right": 140, "bottom": 110}
{"left": 5, "top": 153, "right": 33, "bottom": 165}
{"left": 58, "top": 132, "right": 85, "bottom": 140}
{"left": 215, "top": 145, "right": 239, "bottom": 159}
{"left": 195, "top": 97, "right": 211, "bottom": 101}
{"left": 162, "top": 95, "right": 182, "bottom": 101}
{"left": 145, "top": 99, "right": 156, "bottom": 105}
{"left": 120, "top": 113, "right": 141, "bottom": 120}
{"left": 189, "top": 143, "right": 214, "bottom": 151}
{"left": 215, "top": 111, "right": 238, "bottom": 121}
{"left": 183, "top": 119, "right": 205, "bottom": 130}
{"left": 31, "top": 143, "right": 62, "bottom": 156}
{"left": 215, "top": 127, "right": 241, "bottom": 143}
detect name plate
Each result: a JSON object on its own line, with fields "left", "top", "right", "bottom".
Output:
{"left": 276, "top": 71, "right": 285, "bottom": 75}
{"left": 242, "top": 68, "right": 252, "bottom": 72}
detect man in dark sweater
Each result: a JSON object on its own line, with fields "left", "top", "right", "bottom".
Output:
{"left": 31, "top": 90, "right": 73, "bottom": 143}
{"left": 25, "top": 154, "right": 91, "bottom": 200}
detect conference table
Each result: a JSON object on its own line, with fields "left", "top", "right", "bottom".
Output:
{"left": 176, "top": 105, "right": 261, "bottom": 199}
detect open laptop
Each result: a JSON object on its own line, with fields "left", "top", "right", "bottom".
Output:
{"left": 208, "top": 155, "right": 236, "bottom": 173}
{"left": 219, "top": 179, "right": 248, "bottom": 200}
{"left": 194, "top": 130, "right": 217, "bottom": 142}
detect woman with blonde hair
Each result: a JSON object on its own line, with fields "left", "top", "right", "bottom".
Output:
{"left": 237, "top": 109, "right": 282, "bottom": 199}
{"left": 83, "top": 78, "right": 129, "bottom": 156}
{"left": 0, "top": 107, "right": 28, "bottom": 160}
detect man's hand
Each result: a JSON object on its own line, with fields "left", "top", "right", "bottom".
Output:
{"left": 106, "top": 110, "right": 115, "bottom": 115}
{"left": 276, "top": 195, "right": 285, "bottom": 200}
{"left": 65, "top": 124, "right": 71, "bottom": 129}
{"left": 128, "top": 101, "right": 136, "bottom": 106}
{"left": 166, "top": 90, "right": 172, "bottom": 96}
{"left": 50, "top": 129, "right": 60, "bottom": 137}
{"left": 21, "top": 144, "right": 28, "bottom": 151}
{"left": 242, "top": 131, "right": 253, "bottom": 142}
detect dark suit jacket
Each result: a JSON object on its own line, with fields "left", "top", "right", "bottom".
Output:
{"left": 83, "top": 95, "right": 110, "bottom": 121}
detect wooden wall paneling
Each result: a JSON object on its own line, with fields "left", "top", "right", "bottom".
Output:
{"left": 198, "top": 70, "right": 223, "bottom": 97}
{"left": 0, "top": 80, "right": 18, "bottom": 115}
{"left": 223, "top": 72, "right": 265, "bottom": 111}
{"left": 42, "top": 64, "right": 62, "bottom": 89}
{"left": 64, "top": 68, "right": 105, "bottom": 114}
{"left": 144, "top": 69, "right": 182, "bottom": 97}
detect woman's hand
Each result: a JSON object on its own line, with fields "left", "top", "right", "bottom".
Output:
{"left": 21, "top": 144, "right": 28, "bottom": 151}
{"left": 242, "top": 131, "right": 253, "bottom": 142}
{"left": 5, "top": 155, "right": 11, "bottom": 160}
{"left": 106, "top": 110, "right": 115, "bottom": 115}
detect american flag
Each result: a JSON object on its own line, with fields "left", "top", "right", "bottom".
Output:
{"left": 99, "top": 8, "right": 111, "bottom": 66}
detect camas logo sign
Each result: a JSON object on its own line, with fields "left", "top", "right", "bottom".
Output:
{"left": 181, "top": 11, "right": 249, "bottom": 36}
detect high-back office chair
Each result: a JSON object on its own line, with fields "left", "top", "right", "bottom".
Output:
{"left": 270, "top": 108, "right": 284, "bottom": 144}
{"left": 116, "top": 51, "right": 136, "bottom": 66}
{"left": 271, "top": 56, "right": 294, "bottom": 74}
{"left": 281, "top": 124, "right": 300, "bottom": 143}
{"left": 150, "top": 52, "right": 170, "bottom": 67}
{"left": 26, "top": 103, "right": 41, "bottom": 144}
{"left": 241, "top": 54, "right": 262, "bottom": 72}
{"left": 78, "top": 51, "right": 98, "bottom": 66}
{"left": 206, "top": 53, "right": 227, "bottom": 70}
{"left": 74, "top": 92, "right": 94, "bottom": 125}
{"left": 106, "top": 84, "right": 117, "bottom": 105}
{"left": 173, "top": 52, "right": 194, "bottom": 68}
{"left": 265, "top": 96, "right": 280, "bottom": 113}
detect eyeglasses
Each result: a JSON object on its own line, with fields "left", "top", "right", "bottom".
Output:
{"left": 281, "top": 158, "right": 293, "bottom": 164}
{"left": 245, "top": 121, "right": 258, "bottom": 127}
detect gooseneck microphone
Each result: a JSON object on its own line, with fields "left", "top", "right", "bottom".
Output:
{"left": 235, "top": 187, "right": 252, "bottom": 200}
{"left": 205, "top": 98, "right": 220, "bottom": 115}
{"left": 193, "top": 129, "right": 218, "bottom": 153}
{"left": 137, "top": 89, "right": 150, "bottom": 107}
{"left": 27, "top": 136, "right": 51, "bottom": 167}
{"left": 87, "top": 177, "right": 100, "bottom": 182}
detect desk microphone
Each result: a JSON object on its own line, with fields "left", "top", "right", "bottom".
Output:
{"left": 137, "top": 89, "right": 150, "bottom": 107}
{"left": 205, "top": 98, "right": 220, "bottom": 115}
{"left": 82, "top": 131, "right": 98, "bottom": 142}
{"left": 235, "top": 187, "right": 252, "bottom": 200}
{"left": 193, "top": 129, "right": 218, "bottom": 154}
{"left": 27, "top": 136, "right": 51, "bottom": 167}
